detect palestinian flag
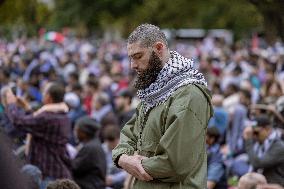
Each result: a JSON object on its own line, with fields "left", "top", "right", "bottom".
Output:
{"left": 44, "top": 32, "right": 65, "bottom": 43}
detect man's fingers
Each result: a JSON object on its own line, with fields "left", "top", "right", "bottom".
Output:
{"left": 122, "top": 155, "right": 153, "bottom": 181}
{"left": 135, "top": 155, "right": 145, "bottom": 160}
{"left": 137, "top": 164, "right": 153, "bottom": 181}
{"left": 126, "top": 165, "right": 152, "bottom": 181}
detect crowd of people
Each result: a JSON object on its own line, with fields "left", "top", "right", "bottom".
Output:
{"left": 0, "top": 31, "right": 284, "bottom": 189}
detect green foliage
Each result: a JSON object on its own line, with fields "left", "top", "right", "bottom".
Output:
{"left": 0, "top": 0, "right": 51, "bottom": 37}
{"left": 249, "top": 0, "right": 284, "bottom": 43}
{"left": 0, "top": 0, "right": 283, "bottom": 41}
{"left": 120, "top": 0, "right": 263, "bottom": 40}
{"left": 50, "top": 0, "right": 143, "bottom": 35}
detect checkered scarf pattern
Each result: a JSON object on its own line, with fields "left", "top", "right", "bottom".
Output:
{"left": 137, "top": 51, "right": 207, "bottom": 113}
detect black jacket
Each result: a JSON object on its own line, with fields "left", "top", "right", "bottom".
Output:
{"left": 72, "top": 138, "right": 107, "bottom": 189}
{"left": 245, "top": 138, "right": 284, "bottom": 186}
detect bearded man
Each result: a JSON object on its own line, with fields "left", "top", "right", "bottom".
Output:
{"left": 112, "top": 24, "right": 213, "bottom": 189}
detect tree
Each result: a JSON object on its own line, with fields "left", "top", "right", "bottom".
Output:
{"left": 120, "top": 0, "right": 263, "bottom": 40}
{"left": 0, "top": 0, "right": 51, "bottom": 37}
{"left": 249, "top": 0, "right": 284, "bottom": 43}
{"left": 51, "top": 0, "right": 143, "bottom": 36}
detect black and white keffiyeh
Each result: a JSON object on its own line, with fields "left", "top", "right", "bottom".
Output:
{"left": 137, "top": 51, "right": 207, "bottom": 113}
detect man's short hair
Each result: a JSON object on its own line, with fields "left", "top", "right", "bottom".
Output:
{"left": 47, "top": 83, "right": 65, "bottom": 103}
{"left": 47, "top": 179, "right": 80, "bottom": 189}
{"left": 75, "top": 116, "right": 100, "bottom": 138}
{"left": 238, "top": 172, "right": 267, "bottom": 189}
{"left": 127, "top": 23, "right": 168, "bottom": 48}
{"left": 86, "top": 79, "right": 99, "bottom": 90}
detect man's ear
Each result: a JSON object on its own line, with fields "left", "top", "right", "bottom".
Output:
{"left": 153, "top": 42, "right": 165, "bottom": 55}
{"left": 45, "top": 93, "right": 52, "bottom": 103}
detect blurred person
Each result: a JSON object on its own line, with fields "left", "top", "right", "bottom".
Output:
{"left": 47, "top": 179, "right": 80, "bottom": 189}
{"left": 64, "top": 92, "right": 87, "bottom": 144}
{"left": 59, "top": 52, "right": 77, "bottom": 82}
{"left": 206, "top": 127, "right": 227, "bottom": 189}
{"left": 0, "top": 67, "right": 10, "bottom": 89}
{"left": 83, "top": 79, "right": 99, "bottom": 115}
{"left": 274, "top": 96, "right": 284, "bottom": 130}
{"left": 208, "top": 94, "right": 229, "bottom": 138}
{"left": 64, "top": 92, "right": 87, "bottom": 127}
{"left": 243, "top": 115, "right": 284, "bottom": 186}
{"left": 102, "top": 125, "right": 127, "bottom": 189}
{"left": 68, "top": 72, "right": 80, "bottom": 86}
{"left": 71, "top": 83, "right": 84, "bottom": 99}
{"left": 21, "top": 164, "right": 43, "bottom": 189}
{"left": 240, "top": 80, "right": 260, "bottom": 104}
{"left": 221, "top": 66, "right": 243, "bottom": 91}
{"left": 17, "top": 79, "right": 42, "bottom": 107}
{"left": 211, "top": 81, "right": 222, "bottom": 95}
{"left": 262, "top": 80, "right": 283, "bottom": 104}
{"left": 91, "top": 92, "right": 118, "bottom": 141}
{"left": 99, "top": 74, "right": 116, "bottom": 109}
{"left": 112, "top": 24, "right": 212, "bottom": 189}
{"left": 4, "top": 82, "right": 72, "bottom": 186}
{"left": 0, "top": 86, "right": 26, "bottom": 149}
{"left": 223, "top": 83, "right": 240, "bottom": 112}
{"left": 66, "top": 72, "right": 80, "bottom": 92}
{"left": 238, "top": 172, "right": 267, "bottom": 189}
{"left": 249, "top": 66, "right": 262, "bottom": 90}
{"left": 0, "top": 133, "right": 31, "bottom": 189}
{"left": 224, "top": 52, "right": 252, "bottom": 79}
{"left": 114, "top": 89, "right": 135, "bottom": 129}
{"left": 249, "top": 98, "right": 284, "bottom": 131}
{"left": 72, "top": 116, "right": 107, "bottom": 189}
{"left": 226, "top": 89, "right": 251, "bottom": 158}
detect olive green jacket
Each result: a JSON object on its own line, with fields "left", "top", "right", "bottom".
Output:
{"left": 112, "top": 84, "right": 213, "bottom": 189}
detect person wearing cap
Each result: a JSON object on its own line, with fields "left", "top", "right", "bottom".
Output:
{"left": 243, "top": 115, "right": 284, "bottom": 186}
{"left": 72, "top": 116, "right": 107, "bottom": 189}
{"left": 114, "top": 89, "right": 135, "bottom": 129}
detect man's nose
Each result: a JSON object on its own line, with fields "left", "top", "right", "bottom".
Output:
{"left": 130, "top": 60, "right": 138, "bottom": 70}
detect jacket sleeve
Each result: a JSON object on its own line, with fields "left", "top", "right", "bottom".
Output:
{"left": 112, "top": 112, "right": 138, "bottom": 167}
{"left": 245, "top": 139, "right": 284, "bottom": 169}
{"left": 5, "top": 104, "right": 45, "bottom": 136}
{"left": 141, "top": 96, "right": 210, "bottom": 182}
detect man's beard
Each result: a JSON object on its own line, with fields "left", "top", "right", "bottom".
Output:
{"left": 134, "top": 51, "right": 163, "bottom": 90}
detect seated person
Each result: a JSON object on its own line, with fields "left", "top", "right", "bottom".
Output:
{"left": 243, "top": 115, "right": 284, "bottom": 186}
{"left": 207, "top": 127, "right": 227, "bottom": 189}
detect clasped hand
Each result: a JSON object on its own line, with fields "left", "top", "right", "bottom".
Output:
{"left": 118, "top": 154, "right": 153, "bottom": 181}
